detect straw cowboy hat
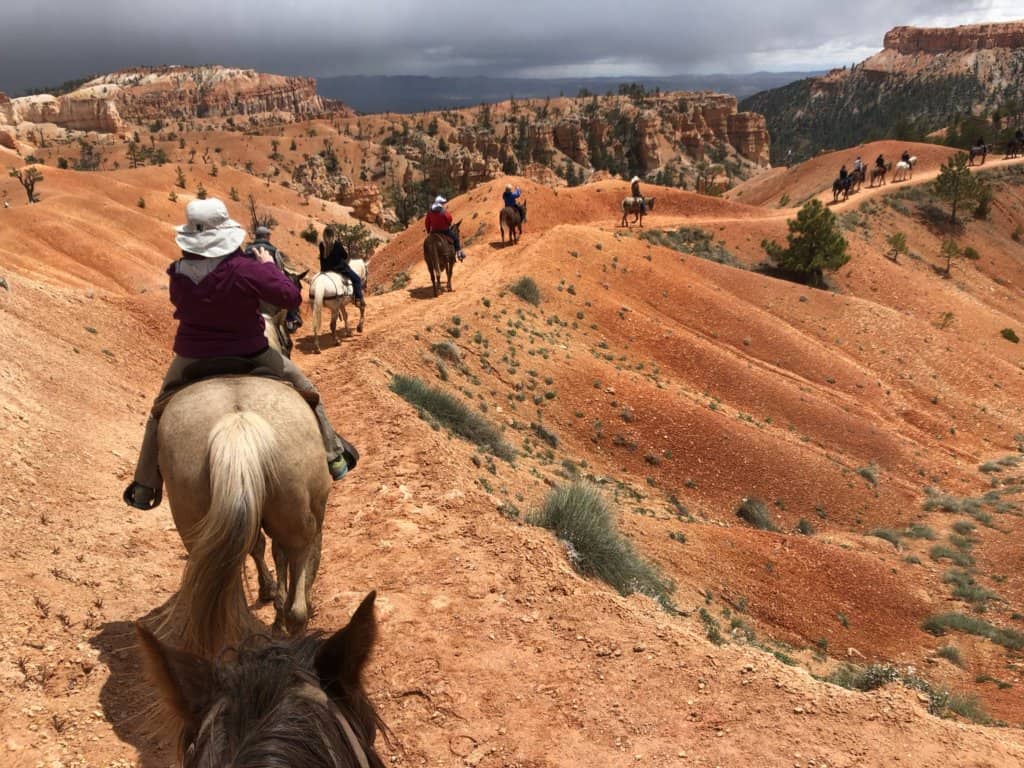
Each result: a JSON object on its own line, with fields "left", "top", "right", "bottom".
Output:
{"left": 175, "top": 198, "right": 246, "bottom": 258}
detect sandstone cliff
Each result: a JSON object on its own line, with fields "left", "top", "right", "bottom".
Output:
{"left": 742, "top": 20, "right": 1024, "bottom": 162}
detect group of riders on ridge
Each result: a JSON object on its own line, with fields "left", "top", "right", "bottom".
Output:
{"left": 123, "top": 184, "right": 534, "bottom": 510}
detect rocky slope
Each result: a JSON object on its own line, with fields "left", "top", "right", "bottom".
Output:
{"left": 4, "top": 140, "right": 1024, "bottom": 765}
{"left": 742, "top": 20, "right": 1024, "bottom": 162}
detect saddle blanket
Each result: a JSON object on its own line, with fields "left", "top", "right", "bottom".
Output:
{"left": 309, "top": 271, "right": 354, "bottom": 300}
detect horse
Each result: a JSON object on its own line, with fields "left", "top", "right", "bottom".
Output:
{"left": 423, "top": 220, "right": 460, "bottom": 297}
{"left": 499, "top": 200, "right": 526, "bottom": 245}
{"left": 309, "top": 260, "right": 368, "bottom": 354}
{"left": 832, "top": 175, "right": 852, "bottom": 202}
{"left": 869, "top": 162, "right": 891, "bottom": 187}
{"left": 1004, "top": 140, "right": 1021, "bottom": 160}
{"left": 138, "top": 591, "right": 386, "bottom": 767}
{"left": 849, "top": 166, "right": 864, "bottom": 193}
{"left": 262, "top": 265, "right": 308, "bottom": 357}
{"left": 969, "top": 144, "right": 987, "bottom": 166}
{"left": 892, "top": 156, "right": 917, "bottom": 182}
{"left": 620, "top": 196, "right": 655, "bottom": 227}
{"left": 156, "top": 375, "right": 331, "bottom": 657}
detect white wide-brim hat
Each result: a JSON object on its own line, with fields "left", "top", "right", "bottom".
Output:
{"left": 434, "top": 195, "right": 447, "bottom": 206}
{"left": 175, "top": 198, "right": 246, "bottom": 258}
{"left": 631, "top": 176, "right": 641, "bottom": 183}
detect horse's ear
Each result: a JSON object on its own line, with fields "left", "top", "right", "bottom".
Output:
{"left": 298, "top": 269, "right": 309, "bottom": 281}
{"left": 136, "top": 624, "right": 214, "bottom": 727}
{"left": 316, "top": 591, "right": 377, "bottom": 693}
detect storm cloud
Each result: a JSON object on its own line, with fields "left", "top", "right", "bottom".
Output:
{"left": 1, "top": 0, "right": 1020, "bottom": 94}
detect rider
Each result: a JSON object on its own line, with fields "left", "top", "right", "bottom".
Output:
{"left": 853, "top": 156, "right": 863, "bottom": 175}
{"left": 319, "top": 226, "right": 365, "bottom": 308}
{"left": 123, "top": 199, "right": 357, "bottom": 510}
{"left": 425, "top": 195, "right": 465, "bottom": 262}
{"left": 502, "top": 184, "right": 525, "bottom": 223}
{"left": 901, "top": 149, "right": 911, "bottom": 164}
{"left": 1016, "top": 128, "right": 1024, "bottom": 144}
{"left": 839, "top": 164, "right": 848, "bottom": 181}
{"left": 630, "top": 176, "right": 646, "bottom": 212}
{"left": 875, "top": 153, "right": 885, "bottom": 171}
{"left": 246, "top": 225, "right": 302, "bottom": 331}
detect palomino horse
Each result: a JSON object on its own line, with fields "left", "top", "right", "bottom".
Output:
{"left": 138, "top": 592, "right": 386, "bottom": 767}
{"left": 423, "top": 220, "right": 460, "bottom": 297}
{"left": 892, "top": 157, "right": 917, "bottom": 182}
{"left": 309, "top": 260, "right": 368, "bottom": 354}
{"left": 499, "top": 201, "right": 527, "bottom": 245}
{"left": 620, "top": 196, "right": 655, "bottom": 227}
{"left": 157, "top": 376, "right": 331, "bottom": 656}
{"left": 969, "top": 144, "right": 987, "bottom": 166}
{"left": 869, "top": 163, "right": 891, "bottom": 187}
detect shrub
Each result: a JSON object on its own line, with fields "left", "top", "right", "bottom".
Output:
{"left": 389, "top": 375, "right": 515, "bottom": 461}
{"left": 937, "top": 645, "right": 964, "bottom": 666}
{"left": 136, "top": 197, "right": 145, "bottom": 209}
{"left": 856, "top": 464, "right": 878, "bottom": 485}
{"left": 531, "top": 422, "right": 559, "bottom": 448}
{"left": 905, "top": 524, "right": 936, "bottom": 540}
{"left": 300, "top": 221, "right": 319, "bottom": 244}
{"left": 431, "top": 340, "right": 462, "bottom": 364}
{"left": 736, "top": 497, "right": 777, "bottom": 531}
{"left": 1001, "top": 328, "right": 1019, "bottom": 343}
{"left": 761, "top": 199, "right": 849, "bottom": 287}
{"left": 869, "top": 528, "right": 901, "bottom": 548}
{"left": 510, "top": 276, "right": 541, "bottom": 305}
{"left": 796, "top": 518, "right": 815, "bottom": 535}
{"left": 923, "top": 612, "right": 1024, "bottom": 650}
{"left": 529, "top": 482, "right": 674, "bottom": 608}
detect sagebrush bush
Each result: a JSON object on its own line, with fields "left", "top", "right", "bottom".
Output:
{"left": 389, "top": 375, "right": 515, "bottom": 461}
{"left": 736, "top": 497, "right": 777, "bottom": 531}
{"left": 530, "top": 481, "right": 674, "bottom": 608}
{"left": 510, "top": 276, "right": 541, "bottom": 305}
{"left": 923, "top": 612, "right": 1024, "bottom": 650}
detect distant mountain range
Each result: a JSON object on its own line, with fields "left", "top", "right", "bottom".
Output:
{"left": 316, "top": 73, "right": 822, "bottom": 114}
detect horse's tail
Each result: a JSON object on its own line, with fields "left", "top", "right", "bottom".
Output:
{"left": 311, "top": 274, "right": 327, "bottom": 341}
{"left": 176, "top": 411, "right": 278, "bottom": 655}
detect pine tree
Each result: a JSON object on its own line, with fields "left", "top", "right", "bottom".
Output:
{"left": 933, "top": 152, "right": 982, "bottom": 222}
{"left": 761, "top": 199, "right": 849, "bottom": 287}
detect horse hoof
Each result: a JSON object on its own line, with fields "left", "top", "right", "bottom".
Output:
{"left": 314, "top": 348, "right": 321, "bottom": 355}
{"left": 357, "top": 324, "right": 364, "bottom": 333}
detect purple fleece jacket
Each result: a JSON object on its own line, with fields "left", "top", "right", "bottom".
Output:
{"left": 168, "top": 250, "right": 301, "bottom": 358}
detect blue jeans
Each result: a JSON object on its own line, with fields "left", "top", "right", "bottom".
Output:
{"left": 338, "top": 262, "right": 363, "bottom": 300}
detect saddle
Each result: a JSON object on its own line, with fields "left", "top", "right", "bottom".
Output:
{"left": 152, "top": 353, "right": 317, "bottom": 418}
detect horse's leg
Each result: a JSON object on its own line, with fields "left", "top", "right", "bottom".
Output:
{"left": 250, "top": 531, "right": 276, "bottom": 603}
{"left": 329, "top": 304, "right": 340, "bottom": 345}
{"left": 311, "top": 299, "right": 322, "bottom": 354}
{"left": 340, "top": 302, "right": 349, "bottom": 337}
{"left": 356, "top": 299, "right": 365, "bottom": 334}
{"left": 283, "top": 541, "right": 318, "bottom": 634}
{"left": 271, "top": 540, "right": 288, "bottom": 632}
{"left": 446, "top": 254, "right": 454, "bottom": 292}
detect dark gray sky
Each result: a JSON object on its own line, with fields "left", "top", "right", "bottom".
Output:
{"left": 1, "top": 1, "right": 1020, "bottom": 95}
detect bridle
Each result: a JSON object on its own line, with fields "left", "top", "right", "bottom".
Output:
{"left": 185, "top": 685, "right": 372, "bottom": 768}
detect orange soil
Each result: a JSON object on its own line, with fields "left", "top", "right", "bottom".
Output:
{"left": 3, "top": 137, "right": 1024, "bottom": 766}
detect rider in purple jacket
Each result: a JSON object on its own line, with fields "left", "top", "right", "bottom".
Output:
{"left": 124, "top": 199, "right": 357, "bottom": 510}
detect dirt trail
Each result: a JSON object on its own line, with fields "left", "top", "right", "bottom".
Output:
{"left": 4, "top": 144, "right": 1024, "bottom": 766}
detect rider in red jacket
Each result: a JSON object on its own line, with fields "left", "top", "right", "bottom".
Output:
{"left": 425, "top": 196, "right": 464, "bottom": 261}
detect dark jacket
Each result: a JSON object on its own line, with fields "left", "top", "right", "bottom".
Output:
{"left": 631, "top": 180, "right": 641, "bottom": 198}
{"left": 319, "top": 240, "right": 349, "bottom": 273}
{"left": 169, "top": 250, "right": 300, "bottom": 359}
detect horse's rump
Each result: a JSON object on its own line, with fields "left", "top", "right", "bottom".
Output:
{"left": 309, "top": 271, "right": 352, "bottom": 300}
{"left": 157, "top": 376, "right": 329, "bottom": 655}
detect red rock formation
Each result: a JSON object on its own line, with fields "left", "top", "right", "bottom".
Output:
{"left": 884, "top": 22, "right": 1024, "bottom": 54}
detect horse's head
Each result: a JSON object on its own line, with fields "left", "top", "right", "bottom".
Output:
{"left": 139, "top": 591, "right": 386, "bottom": 768}
{"left": 646, "top": 197, "right": 655, "bottom": 211}
{"left": 285, "top": 267, "right": 310, "bottom": 288}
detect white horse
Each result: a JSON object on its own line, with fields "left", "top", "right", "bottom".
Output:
{"left": 309, "top": 260, "right": 368, "bottom": 353}
{"left": 893, "top": 156, "right": 917, "bottom": 182}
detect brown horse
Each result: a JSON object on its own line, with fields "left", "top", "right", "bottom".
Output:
{"left": 869, "top": 163, "right": 891, "bottom": 187}
{"left": 423, "top": 220, "right": 460, "bottom": 297}
{"left": 138, "top": 592, "right": 386, "bottom": 767}
{"left": 156, "top": 376, "right": 331, "bottom": 657}
{"left": 499, "top": 201, "right": 526, "bottom": 244}
{"left": 620, "top": 196, "right": 655, "bottom": 227}
{"left": 969, "top": 144, "right": 988, "bottom": 166}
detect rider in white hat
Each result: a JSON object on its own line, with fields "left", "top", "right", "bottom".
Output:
{"left": 425, "top": 194, "right": 464, "bottom": 261}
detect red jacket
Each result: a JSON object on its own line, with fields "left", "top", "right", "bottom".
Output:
{"left": 425, "top": 209, "right": 452, "bottom": 232}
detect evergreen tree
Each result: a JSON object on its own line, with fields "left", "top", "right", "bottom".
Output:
{"left": 933, "top": 152, "right": 983, "bottom": 223}
{"left": 761, "top": 199, "right": 849, "bottom": 287}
